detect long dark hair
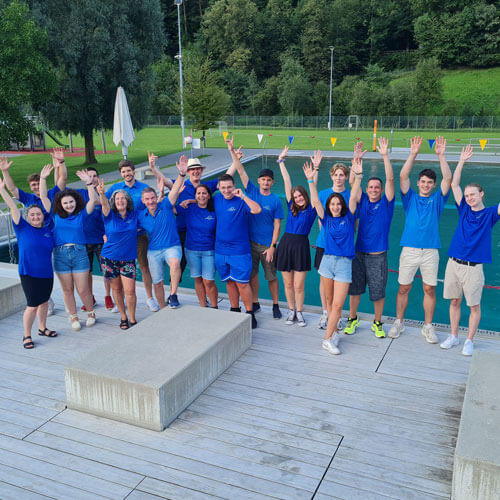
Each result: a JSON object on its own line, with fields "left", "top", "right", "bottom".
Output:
{"left": 291, "top": 185, "right": 310, "bottom": 216}
{"left": 53, "top": 189, "right": 85, "bottom": 218}
{"left": 326, "top": 192, "right": 348, "bottom": 217}
{"left": 195, "top": 184, "right": 214, "bottom": 212}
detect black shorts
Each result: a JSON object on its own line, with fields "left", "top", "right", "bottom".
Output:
{"left": 314, "top": 246, "right": 325, "bottom": 270}
{"left": 20, "top": 275, "right": 54, "bottom": 307}
{"left": 86, "top": 243, "right": 103, "bottom": 268}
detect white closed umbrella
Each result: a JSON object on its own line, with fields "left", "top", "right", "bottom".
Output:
{"left": 113, "top": 86, "right": 135, "bottom": 158}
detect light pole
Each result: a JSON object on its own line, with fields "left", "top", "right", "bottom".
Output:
{"left": 328, "top": 46, "right": 334, "bottom": 131}
{"left": 175, "top": 0, "right": 186, "bottom": 148}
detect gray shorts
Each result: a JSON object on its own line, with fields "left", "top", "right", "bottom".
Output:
{"left": 348, "top": 251, "right": 388, "bottom": 302}
{"left": 251, "top": 241, "right": 277, "bottom": 281}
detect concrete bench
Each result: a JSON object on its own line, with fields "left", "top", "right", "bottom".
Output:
{"left": 0, "top": 276, "right": 25, "bottom": 319}
{"left": 134, "top": 166, "right": 154, "bottom": 180}
{"left": 65, "top": 305, "right": 252, "bottom": 431}
{"left": 452, "top": 351, "right": 500, "bottom": 499}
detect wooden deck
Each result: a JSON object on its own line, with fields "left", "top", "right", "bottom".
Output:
{"left": 0, "top": 264, "right": 499, "bottom": 500}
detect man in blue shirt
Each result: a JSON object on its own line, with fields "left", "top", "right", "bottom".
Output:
{"left": 344, "top": 137, "right": 395, "bottom": 338}
{"left": 226, "top": 139, "right": 284, "bottom": 319}
{"left": 388, "top": 136, "right": 452, "bottom": 343}
{"left": 106, "top": 159, "right": 159, "bottom": 312}
{"left": 440, "top": 145, "right": 500, "bottom": 356}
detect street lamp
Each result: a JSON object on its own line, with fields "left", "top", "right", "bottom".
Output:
{"left": 175, "top": 0, "right": 186, "bottom": 148}
{"left": 328, "top": 46, "right": 334, "bottom": 131}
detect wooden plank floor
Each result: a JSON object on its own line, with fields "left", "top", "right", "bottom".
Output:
{"left": 1, "top": 264, "right": 499, "bottom": 500}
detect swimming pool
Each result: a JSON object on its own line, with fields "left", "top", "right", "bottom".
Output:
{"left": 203, "top": 155, "right": 500, "bottom": 332}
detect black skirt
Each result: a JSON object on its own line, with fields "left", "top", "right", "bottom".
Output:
{"left": 20, "top": 275, "right": 53, "bottom": 307}
{"left": 276, "top": 233, "right": 311, "bottom": 272}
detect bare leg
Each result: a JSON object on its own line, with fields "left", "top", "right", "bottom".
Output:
{"left": 349, "top": 294, "right": 361, "bottom": 318}
{"left": 449, "top": 297, "right": 461, "bottom": 336}
{"left": 194, "top": 277, "right": 207, "bottom": 306}
{"left": 73, "top": 271, "right": 94, "bottom": 314}
{"left": 23, "top": 306, "right": 38, "bottom": 339}
{"left": 110, "top": 278, "right": 126, "bottom": 321}
{"left": 293, "top": 271, "right": 307, "bottom": 311}
{"left": 373, "top": 298, "right": 385, "bottom": 323}
{"left": 204, "top": 279, "right": 218, "bottom": 307}
{"left": 468, "top": 304, "right": 481, "bottom": 340}
{"left": 396, "top": 283, "right": 412, "bottom": 321}
{"left": 236, "top": 282, "right": 254, "bottom": 312}
{"left": 322, "top": 276, "right": 334, "bottom": 317}
{"left": 36, "top": 301, "right": 48, "bottom": 331}
{"left": 168, "top": 258, "right": 181, "bottom": 295}
{"left": 122, "top": 276, "right": 137, "bottom": 323}
{"left": 269, "top": 278, "right": 279, "bottom": 304}
{"left": 154, "top": 281, "right": 166, "bottom": 308}
{"left": 319, "top": 279, "right": 327, "bottom": 311}
{"left": 104, "top": 278, "right": 112, "bottom": 297}
{"left": 250, "top": 273, "right": 260, "bottom": 303}
{"left": 325, "top": 281, "right": 350, "bottom": 340}
{"left": 226, "top": 280, "right": 240, "bottom": 308}
{"left": 56, "top": 272, "right": 77, "bottom": 315}
{"left": 281, "top": 271, "right": 295, "bottom": 309}
{"left": 422, "top": 283, "right": 436, "bottom": 324}
{"left": 139, "top": 262, "right": 153, "bottom": 300}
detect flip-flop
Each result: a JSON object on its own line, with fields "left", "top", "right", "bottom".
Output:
{"left": 23, "top": 336, "right": 35, "bottom": 349}
{"left": 38, "top": 328, "right": 57, "bottom": 337}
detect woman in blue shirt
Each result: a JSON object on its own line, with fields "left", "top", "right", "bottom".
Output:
{"left": 40, "top": 164, "right": 97, "bottom": 331}
{"left": 0, "top": 178, "right": 56, "bottom": 349}
{"left": 179, "top": 184, "right": 218, "bottom": 308}
{"left": 275, "top": 146, "right": 317, "bottom": 327}
{"left": 305, "top": 158, "right": 363, "bottom": 355}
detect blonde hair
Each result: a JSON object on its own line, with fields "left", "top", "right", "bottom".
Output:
{"left": 329, "top": 163, "right": 349, "bottom": 177}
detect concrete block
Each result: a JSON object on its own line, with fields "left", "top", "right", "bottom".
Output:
{"left": 452, "top": 351, "right": 500, "bottom": 500}
{"left": 0, "top": 276, "right": 25, "bottom": 319}
{"left": 65, "top": 306, "right": 251, "bottom": 431}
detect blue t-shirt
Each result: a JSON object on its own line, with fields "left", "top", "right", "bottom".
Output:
{"left": 179, "top": 204, "right": 216, "bottom": 251}
{"left": 79, "top": 189, "right": 104, "bottom": 245}
{"left": 13, "top": 217, "right": 54, "bottom": 278}
{"left": 53, "top": 210, "right": 89, "bottom": 246}
{"left": 101, "top": 210, "right": 139, "bottom": 261}
{"left": 320, "top": 210, "right": 356, "bottom": 259}
{"left": 400, "top": 188, "right": 450, "bottom": 249}
{"left": 18, "top": 186, "right": 60, "bottom": 217}
{"left": 213, "top": 193, "right": 251, "bottom": 255}
{"left": 175, "top": 178, "right": 219, "bottom": 232}
{"left": 315, "top": 188, "right": 351, "bottom": 248}
{"left": 355, "top": 193, "right": 395, "bottom": 253}
{"left": 448, "top": 198, "right": 499, "bottom": 263}
{"left": 244, "top": 181, "right": 284, "bottom": 246}
{"left": 138, "top": 198, "right": 180, "bottom": 251}
{"left": 284, "top": 200, "right": 317, "bottom": 236}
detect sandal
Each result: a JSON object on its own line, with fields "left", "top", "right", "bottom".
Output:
{"left": 120, "top": 319, "right": 129, "bottom": 330}
{"left": 129, "top": 321, "right": 137, "bottom": 327}
{"left": 69, "top": 314, "right": 81, "bottom": 331}
{"left": 23, "top": 336, "right": 35, "bottom": 349}
{"left": 38, "top": 328, "right": 57, "bottom": 337}
{"left": 86, "top": 310, "right": 96, "bottom": 327}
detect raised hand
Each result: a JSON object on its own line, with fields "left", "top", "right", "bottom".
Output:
{"left": 97, "top": 178, "right": 105, "bottom": 196}
{"left": 235, "top": 145, "right": 243, "bottom": 160}
{"left": 179, "top": 199, "right": 195, "bottom": 209}
{"left": 354, "top": 141, "right": 367, "bottom": 160}
{"left": 434, "top": 136, "right": 446, "bottom": 156}
{"left": 76, "top": 169, "right": 91, "bottom": 184}
{"left": 460, "top": 144, "right": 473, "bottom": 163}
{"left": 0, "top": 156, "right": 13, "bottom": 172}
{"left": 50, "top": 147, "right": 65, "bottom": 165}
{"left": 225, "top": 135, "right": 235, "bottom": 151}
{"left": 148, "top": 151, "right": 158, "bottom": 168}
{"left": 351, "top": 157, "right": 363, "bottom": 176}
{"left": 279, "top": 146, "right": 289, "bottom": 161}
{"left": 376, "top": 137, "right": 389, "bottom": 156}
{"left": 310, "top": 150, "right": 323, "bottom": 169}
{"left": 302, "top": 161, "right": 315, "bottom": 181}
{"left": 176, "top": 155, "right": 188, "bottom": 176}
{"left": 40, "top": 163, "right": 54, "bottom": 179}
{"left": 410, "top": 136, "right": 423, "bottom": 155}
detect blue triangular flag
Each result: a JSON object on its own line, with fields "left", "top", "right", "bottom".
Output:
{"left": 288, "top": 136, "right": 294, "bottom": 145}
{"left": 428, "top": 139, "right": 435, "bottom": 150}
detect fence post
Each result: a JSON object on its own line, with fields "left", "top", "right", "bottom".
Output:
{"left": 471, "top": 116, "right": 474, "bottom": 132}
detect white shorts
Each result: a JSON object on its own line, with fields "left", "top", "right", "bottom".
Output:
{"left": 398, "top": 247, "right": 439, "bottom": 286}
{"left": 443, "top": 258, "right": 484, "bottom": 306}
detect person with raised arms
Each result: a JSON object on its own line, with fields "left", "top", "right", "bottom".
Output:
{"left": 306, "top": 157, "right": 362, "bottom": 355}
{"left": 137, "top": 157, "right": 188, "bottom": 309}
{"left": 39, "top": 165, "right": 98, "bottom": 331}
{"left": 0, "top": 177, "right": 56, "bottom": 349}
{"left": 275, "top": 146, "right": 318, "bottom": 327}
{"left": 388, "top": 136, "right": 452, "bottom": 343}
{"left": 226, "top": 137, "right": 284, "bottom": 319}
{"left": 440, "top": 145, "right": 499, "bottom": 356}
{"left": 343, "top": 137, "right": 395, "bottom": 338}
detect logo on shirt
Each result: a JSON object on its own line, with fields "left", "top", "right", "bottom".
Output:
{"left": 205, "top": 215, "right": 215, "bottom": 221}
{"left": 44, "top": 232, "right": 51, "bottom": 238}
{"left": 263, "top": 205, "right": 272, "bottom": 211}
{"left": 228, "top": 207, "right": 236, "bottom": 212}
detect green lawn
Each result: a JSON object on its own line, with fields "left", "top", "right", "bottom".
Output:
{"left": 5, "top": 126, "right": 499, "bottom": 191}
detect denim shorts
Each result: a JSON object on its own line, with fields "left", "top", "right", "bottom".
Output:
{"left": 53, "top": 244, "right": 90, "bottom": 274}
{"left": 318, "top": 254, "right": 352, "bottom": 283}
{"left": 186, "top": 249, "right": 216, "bottom": 281}
{"left": 147, "top": 245, "right": 182, "bottom": 284}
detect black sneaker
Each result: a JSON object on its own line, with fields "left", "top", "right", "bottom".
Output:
{"left": 247, "top": 311, "right": 257, "bottom": 329}
{"left": 272, "top": 304, "right": 282, "bottom": 319}
{"left": 230, "top": 307, "right": 242, "bottom": 312}
{"left": 252, "top": 302, "right": 261, "bottom": 313}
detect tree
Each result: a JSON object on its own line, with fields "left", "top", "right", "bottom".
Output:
{"left": 31, "top": 0, "right": 164, "bottom": 163}
{"left": 277, "top": 56, "right": 312, "bottom": 115}
{"left": 0, "top": 1, "right": 55, "bottom": 149}
{"left": 152, "top": 56, "right": 179, "bottom": 116}
{"left": 410, "top": 57, "right": 443, "bottom": 114}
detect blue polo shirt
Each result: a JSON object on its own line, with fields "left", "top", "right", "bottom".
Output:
{"left": 400, "top": 188, "right": 449, "bottom": 249}
{"left": 53, "top": 210, "right": 89, "bottom": 246}
{"left": 79, "top": 189, "right": 105, "bottom": 245}
{"left": 214, "top": 193, "right": 251, "bottom": 255}
{"left": 315, "top": 188, "right": 351, "bottom": 248}
{"left": 320, "top": 211, "right": 356, "bottom": 259}
{"left": 174, "top": 178, "right": 219, "bottom": 232}
{"left": 244, "top": 181, "right": 284, "bottom": 246}
{"left": 101, "top": 210, "right": 139, "bottom": 261}
{"left": 18, "top": 186, "right": 60, "bottom": 217}
{"left": 138, "top": 198, "right": 180, "bottom": 251}
{"left": 355, "top": 193, "right": 395, "bottom": 253}
{"left": 179, "top": 204, "right": 216, "bottom": 251}
{"left": 284, "top": 200, "right": 317, "bottom": 236}
{"left": 448, "top": 198, "right": 499, "bottom": 263}
{"left": 13, "top": 217, "right": 54, "bottom": 278}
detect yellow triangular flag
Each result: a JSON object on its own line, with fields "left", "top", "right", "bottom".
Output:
{"left": 222, "top": 131, "right": 228, "bottom": 141}
{"left": 330, "top": 137, "right": 337, "bottom": 147}
{"left": 479, "top": 139, "right": 488, "bottom": 151}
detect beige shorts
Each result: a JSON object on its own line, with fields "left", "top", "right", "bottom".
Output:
{"left": 398, "top": 247, "right": 439, "bottom": 286}
{"left": 137, "top": 233, "right": 150, "bottom": 269}
{"left": 251, "top": 241, "right": 278, "bottom": 281}
{"left": 443, "top": 258, "right": 484, "bottom": 306}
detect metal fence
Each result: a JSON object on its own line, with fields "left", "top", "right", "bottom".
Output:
{"left": 146, "top": 115, "right": 500, "bottom": 131}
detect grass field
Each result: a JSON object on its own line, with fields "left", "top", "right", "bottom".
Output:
{"left": 4, "top": 126, "right": 499, "bottom": 191}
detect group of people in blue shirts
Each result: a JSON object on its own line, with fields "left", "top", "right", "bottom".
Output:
{"left": 0, "top": 135, "right": 497, "bottom": 356}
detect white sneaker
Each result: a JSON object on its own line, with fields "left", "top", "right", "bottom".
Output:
{"left": 86, "top": 312, "right": 96, "bottom": 327}
{"left": 318, "top": 312, "right": 328, "bottom": 329}
{"left": 422, "top": 324, "right": 438, "bottom": 344}
{"left": 296, "top": 311, "right": 306, "bottom": 327}
{"left": 337, "top": 318, "right": 346, "bottom": 331}
{"left": 146, "top": 297, "right": 160, "bottom": 312}
{"left": 388, "top": 319, "right": 404, "bottom": 339}
{"left": 462, "top": 339, "right": 474, "bottom": 356}
{"left": 111, "top": 306, "right": 119, "bottom": 313}
{"left": 440, "top": 334, "right": 459, "bottom": 349}
{"left": 285, "top": 309, "right": 296, "bottom": 325}
{"left": 322, "top": 338, "right": 340, "bottom": 355}
{"left": 70, "top": 314, "right": 81, "bottom": 331}
{"left": 331, "top": 332, "right": 341, "bottom": 347}
{"left": 47, "top": 298, "right": 55, "bottom": 316}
